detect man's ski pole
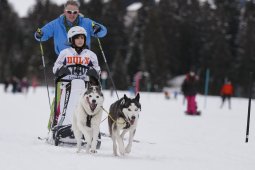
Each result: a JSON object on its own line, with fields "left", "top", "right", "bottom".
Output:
{"left": 92, "top": 22, "right": 119, "bottom": 99}
{"left": 38, "top": 33, "right": 51, "bottom": 111}
{"left": 245, "top": 72, "right": 253, "bottom": 143}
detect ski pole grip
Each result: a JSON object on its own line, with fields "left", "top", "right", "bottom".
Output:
{"left": 36, "top": 28, "right": 43, "bottom": 39}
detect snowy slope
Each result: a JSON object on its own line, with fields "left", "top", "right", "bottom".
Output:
{"left": 0, "top": 85, "right": 255, "bottom": 170}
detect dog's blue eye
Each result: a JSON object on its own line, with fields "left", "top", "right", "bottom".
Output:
{"left": 135, "top": 108, "right": 138, "bottom": 111}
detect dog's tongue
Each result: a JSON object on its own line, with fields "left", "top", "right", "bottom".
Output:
{"left": 86, "top": 97, "right": 97, "bottom": 111}
{"left": 130, "top": 119, "right": 135, "bottom": 125}
{"left": 90, "top": 103, "right": 97, "bottom": 111}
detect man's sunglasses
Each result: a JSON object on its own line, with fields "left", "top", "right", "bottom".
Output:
{"left": 66, "top": 10, "right": 78, "bottom": 15}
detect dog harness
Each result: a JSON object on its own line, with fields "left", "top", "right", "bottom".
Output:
{"left": 117, "top": 109, "right": 132, "bottom": 129}
{"left": 86, "top": 115, "right": 93, "bottom": 127}
{"left": 100, "top": 106, "right": 131, "bottom": 128}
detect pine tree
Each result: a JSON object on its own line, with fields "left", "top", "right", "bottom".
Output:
{"left": 80, "top": 0, "right": 105, "bottom": 66}
{"left": 126, "top": 0, "right": 158, "bottom": 88}
{"left": 147, "top": 0, "right": 203, "bottom": 88}
{"left": 200, "top": 0, "right": 240, "bottom": 94}
{"left": 0, "top": 0, "right": 22, "bottom": 80}
{"left": 24, "top": 0, "right": 62, "bottom": 83}
{"left": 235, "top": 1, "right": 255, "bottom": 96}
{"left": 100, "top": 0, "right": 129, "bottom": 89}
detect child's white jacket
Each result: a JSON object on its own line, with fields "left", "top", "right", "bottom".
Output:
{"left": 53, "top": 47, "right": 100, "bottom": 80}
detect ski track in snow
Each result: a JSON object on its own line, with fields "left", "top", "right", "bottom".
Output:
{"left": 0, "top": 85, "right": 255, "bottom": 170}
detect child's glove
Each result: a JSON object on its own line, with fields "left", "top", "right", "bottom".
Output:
{"left": 55, "top": 66, "right": 71, "bottom": 77}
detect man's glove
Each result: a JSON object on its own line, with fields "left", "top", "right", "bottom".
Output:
{"left": 93, "top": 24, "right": 101, "bottom": 35}
{"left": 55, "top": 66, "right": 71, "bottom": 77}
{"left": 35, "top": 28, "right": 43, "bottom": 39}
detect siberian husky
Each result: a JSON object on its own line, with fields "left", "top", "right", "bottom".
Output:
{"left": 72, "top": 84, "right": 104, "bottom": 153}
{"left": 108, "top": 93, "right": 141, "bottom": 156}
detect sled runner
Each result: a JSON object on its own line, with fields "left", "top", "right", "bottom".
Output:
{"left": 48, "top": 65, "right": 101, "bottom": 148}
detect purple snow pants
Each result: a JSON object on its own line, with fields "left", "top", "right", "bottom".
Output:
{"left": 186, "top": 95, "right": 197, "bottom": 114}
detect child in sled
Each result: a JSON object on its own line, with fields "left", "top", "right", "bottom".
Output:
{"left": 48, "top": 26, "right": 101, "bottom": 130}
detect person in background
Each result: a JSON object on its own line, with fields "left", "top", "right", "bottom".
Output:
{"left": 181, "top": 71, "right": 200, "bottom": 115}
{"left": 34, "top": 0, "right": 107, "bottom": 56}
{"left": 163, "top": 87, "right": 170, "bottom": 100}
{"left": 174, "top": 91, "right": 178, "bottom": 99}
{"left": 11, "top": 76, "right": 19, "bottom": 94}
{"left": 220, "top": 80, "right": 234, "bottom": 109}
{"left": 20, "top": 77, "right": 29, "bottom": 95}
{"left": 32, "top": 76, "right": 39, "bottom": 93}
{"left": 3, "top": 77, "right": 10, "bottom": 92}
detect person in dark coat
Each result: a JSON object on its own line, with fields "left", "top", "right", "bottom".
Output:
{"left": 11, "top": 76, "right": 19, "bottom": 93}
{"left": 181, "top": 71, "right": 200, "bottom": 115}
{"left": 3, "top": 77, "right": 10, "bottom": 92}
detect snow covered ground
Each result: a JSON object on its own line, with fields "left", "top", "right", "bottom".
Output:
{"left": 0, "top": 85, "right": 255, "bottom": 170}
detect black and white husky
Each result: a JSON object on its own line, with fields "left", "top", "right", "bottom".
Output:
{"left": 108, "top": 93, "right": 141, "bottom": 156}
{"left": 72, "top": 84, "right": 104, "bottom": 153}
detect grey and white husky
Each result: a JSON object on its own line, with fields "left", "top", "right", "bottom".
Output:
{"left": 108, "top": 93, "right": 141, "bottom": 156}
{"left": 72, "top": 84, "right": 104, "bottom": 153}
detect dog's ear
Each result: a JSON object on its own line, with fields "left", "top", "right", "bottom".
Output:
{"left": 121, "top": 94, "right": 127, "bottom": 105}
{"left": 87, "top": 82, "right": 92, "bottom": 89}
{"left": 135, "top": 93, "right": 140, "bottom": 102}
{"left": 83, "top": 91, "right": 88, "bottom": 96}
{"left": 120, "top": 98, "right": 125, "bottom": 105}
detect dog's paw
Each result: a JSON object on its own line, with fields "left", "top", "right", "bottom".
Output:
{"left": 125, "top": 147, "right": 131, "bottom": 153}
{"left": 90, "top": 149, "right": 97, "bottom": 154}
{"left": 120, "top": 152, "right": 125, "bottom": 156}
{"left": 76, "top": 148, "right": 82, "bottom": 153}
{"left": 119, "top": 149, "right": 125, "bottom": 156}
